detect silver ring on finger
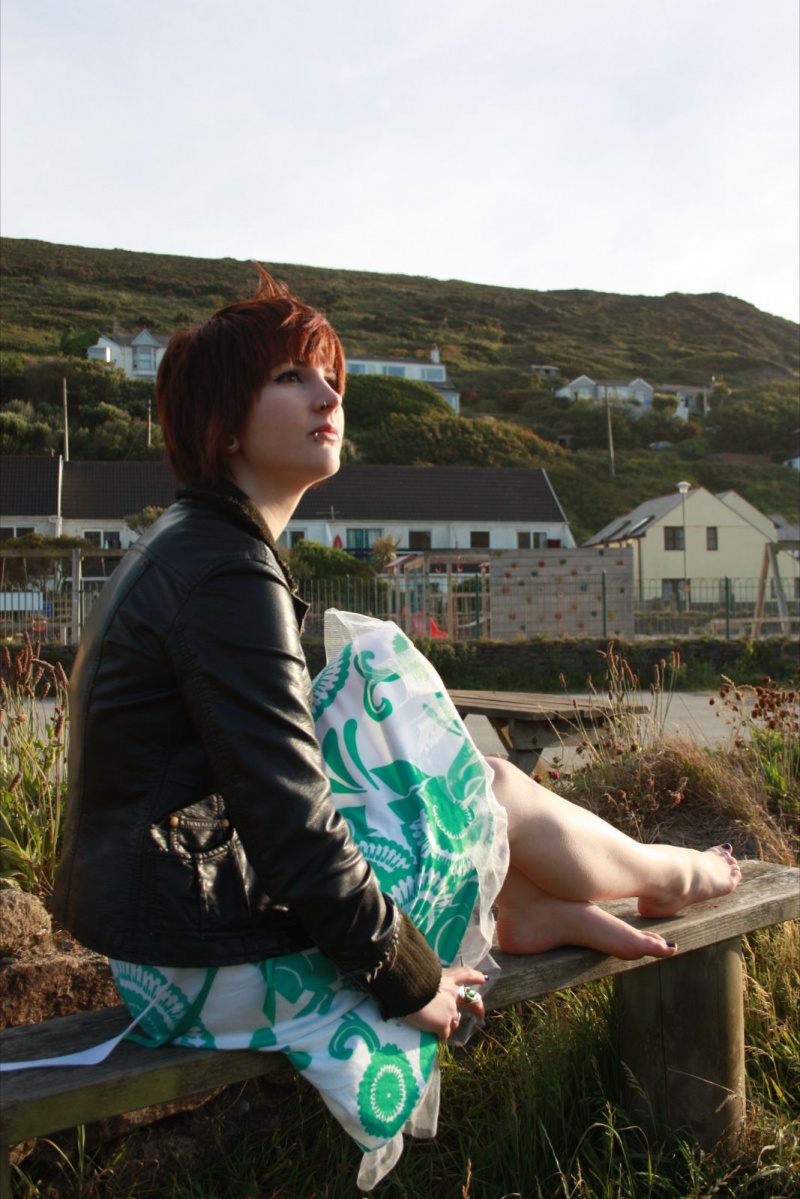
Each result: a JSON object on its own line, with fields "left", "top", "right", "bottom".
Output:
{"left": 453, "top": 1011, "right": 461, "bottom": 1026}
{"left": 457, "top": 985, "right": 478, "bottom": 1002}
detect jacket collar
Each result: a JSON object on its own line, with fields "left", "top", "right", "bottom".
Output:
{"left": 176, "top": 478, "right": 302, "bottom": 599}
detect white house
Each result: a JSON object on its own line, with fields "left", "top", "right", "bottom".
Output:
{"left": 585, "top": 486, "right": 800, "bottom": 603}
{"left": 0, "top": 459, "right": 574, "bottom": 559}
{"left": 345, "top": 346, "right": 460, "bottom": 413}
{"left": 283, "top": 465, "right": 574, "bottom": 554}
{"left": 556, "top": 376, "right": 654, "bottom": 407}
{"left": 0, "top": 457, "right": 175, "bottom": 551}
{"left": 87, "top": 329, "right": 172, "bottom": 381}
{"left": 555, "top": 375, "right": 711, "bottom": 422}
{"left": 654, "top": 383, "right": 709, "bottom": 419}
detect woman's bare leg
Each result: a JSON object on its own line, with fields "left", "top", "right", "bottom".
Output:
{"left": 488, "top": 757, "right": 741, "bottom": 957}
{"left": 495, "top": 867, "right": 680, "bottom": 958}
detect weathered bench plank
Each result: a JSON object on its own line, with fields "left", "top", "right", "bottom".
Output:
{"left": 1, "top": 860, "right": 797, "bottom": 1189}
{"left": 0, "top": 1016, "right": 289, "bottom": 1147}
{"left": 482, "top": 860, "right": 799, "bottom": 1008}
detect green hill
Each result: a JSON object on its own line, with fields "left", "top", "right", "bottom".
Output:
{"left": 2, "top": 237, "right": 797, "bottom": 396}
{"left": 1, "top": 237, "right": 798, "bottom": 541}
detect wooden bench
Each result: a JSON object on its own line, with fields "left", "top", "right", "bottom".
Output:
{"left": 2, "top": 860, "right": 797, "bottom": 1198}
{"left": 449, "top": 688, "right": 646, "bottom": 775}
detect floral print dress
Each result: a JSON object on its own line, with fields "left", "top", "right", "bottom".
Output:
{"left": 110, "top": 611, "right": 509, "bottom": 1190}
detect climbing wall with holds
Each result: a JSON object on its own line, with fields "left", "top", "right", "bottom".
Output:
{"left": 489, "top": 547, "right": 634, "bottom": 640}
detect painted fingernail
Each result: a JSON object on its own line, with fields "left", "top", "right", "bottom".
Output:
{"left": 722, "top": 843, "right": 732, "bottom": 852}
{"left": 666, "top": 941, "right": 677, "bottom": 949}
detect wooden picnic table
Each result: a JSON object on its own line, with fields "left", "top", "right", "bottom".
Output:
{"left": 448, "top": 689, "right": 644, "bottom": 775}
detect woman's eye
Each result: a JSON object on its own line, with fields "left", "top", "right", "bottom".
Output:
{"left": 276, "top": 369, "right": 303, "bottom": 383}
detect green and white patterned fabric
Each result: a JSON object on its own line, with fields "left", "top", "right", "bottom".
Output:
{"left": 110, "top": 611, "right": 509, "bottom": 1189}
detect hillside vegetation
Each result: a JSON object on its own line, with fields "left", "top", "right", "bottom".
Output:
{"left": 1, "top": 237, "right": 798, "bottom": 539}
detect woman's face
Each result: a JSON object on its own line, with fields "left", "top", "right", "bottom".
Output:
{"left": 227, "top": 360, "right": 344, "bottom": 502}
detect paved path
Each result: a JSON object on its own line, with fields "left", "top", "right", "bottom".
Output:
{"left": 464, "top": 690, "right": 748, "bottom": 766}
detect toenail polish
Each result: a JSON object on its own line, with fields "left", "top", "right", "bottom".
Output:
{"left": 666, "top": 941, "right": 677, "bottom": 949}
{"left": 722, "top": 843, "right": 732, "bottom": 852}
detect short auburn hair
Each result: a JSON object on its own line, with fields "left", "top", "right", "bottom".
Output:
{"left": 156, "top": 266, "right": 346, "bottom": 484}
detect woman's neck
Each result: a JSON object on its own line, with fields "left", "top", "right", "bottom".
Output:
{"left": 224, "top": 466, "right": 304, "bottom": 540}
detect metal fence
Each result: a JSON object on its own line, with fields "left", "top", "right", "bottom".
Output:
{"left": 1, "top": 554, "right": 797, "bottom": 644}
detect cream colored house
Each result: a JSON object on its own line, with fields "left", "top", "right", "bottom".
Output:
{"left": 585, "top": 487, "right": 799, "bottom": 604}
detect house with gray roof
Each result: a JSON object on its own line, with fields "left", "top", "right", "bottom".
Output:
{"left": 87, "top": 328, "right": 172, "bottom": 380}
{"left": 0, "top": 459, "right": 575, "bottom": 557}
{"left": 585, "top": 486, "right": 799, "bottom": 603}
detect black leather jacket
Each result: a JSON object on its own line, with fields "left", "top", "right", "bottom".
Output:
{"left": 52, "top": 483, "right": 440, "bottom": 1018}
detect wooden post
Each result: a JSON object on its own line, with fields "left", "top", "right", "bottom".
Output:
{"left": 616, "top": 937, "right": 745, "bottom": 1150}
{"left": 71, "top": 549, "right": 82, "bottom": 644}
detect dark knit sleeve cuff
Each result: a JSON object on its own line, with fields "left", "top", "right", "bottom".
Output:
{"left": 359, "top": 908, "right": 442, "bottom": 1019}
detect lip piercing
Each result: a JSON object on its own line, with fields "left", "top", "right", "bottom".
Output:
{"left": 313, "top": 432, "right": 320, "bottom": 440}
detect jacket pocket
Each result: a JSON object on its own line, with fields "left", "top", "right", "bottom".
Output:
{"left": 146, "top": 796, "right": 274, "bottom": 938}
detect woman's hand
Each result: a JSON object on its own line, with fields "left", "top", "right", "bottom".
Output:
{"left": 402, "top": 966, "right": 488, "bottom": 1040}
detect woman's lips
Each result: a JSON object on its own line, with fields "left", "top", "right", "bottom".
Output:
{"left": 311, "top": 425, "right": 340, "bottom": 442}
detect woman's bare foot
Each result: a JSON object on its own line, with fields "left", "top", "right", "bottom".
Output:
{"left": 496, "top": 868, "right": 679, "bottom": 961}
{"left": 637, "top": 845, "right": 742, "bottom": 918}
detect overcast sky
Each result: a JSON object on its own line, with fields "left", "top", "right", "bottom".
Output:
{"left": 2, "top": 0, "right": 798, "bottom": 322}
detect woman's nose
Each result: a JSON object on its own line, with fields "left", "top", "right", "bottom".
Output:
{"left": 317, "top": 378, "right": 342, "bottom": 410}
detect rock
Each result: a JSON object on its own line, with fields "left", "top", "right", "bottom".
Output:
{"left": 0, "top": 946, "right": 119, "bottom": 1028}
{"left": 0, "top": 889, "right": 53, "bottom": 958}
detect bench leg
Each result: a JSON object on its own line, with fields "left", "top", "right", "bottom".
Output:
{"left": 1, "top": 1143, "right": 10, "bottom": 1199}
{"left": 615, "top": 936, "right": 746, "bottom": 1151}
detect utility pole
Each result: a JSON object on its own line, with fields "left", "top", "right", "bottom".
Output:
{"left": 147, "top": 400, "right": 152, "bottom": 447}
{"left": 605, "top": 386, "right": 615, "bottom": 478}
{"left": 62, "top": 377, "right": 70, "bottom": 461}
{"left": 677, "top": 481, "right": 690, "bottom": 611}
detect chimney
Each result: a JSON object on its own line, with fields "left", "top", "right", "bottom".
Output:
{"left": 431, "top": 343, "right": 440, "bottom": 364}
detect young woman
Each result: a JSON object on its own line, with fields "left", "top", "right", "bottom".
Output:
{"left": 52, "top": 271, "right": 740, "bottom": 1187}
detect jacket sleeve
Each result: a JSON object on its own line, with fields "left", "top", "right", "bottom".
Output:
{"left": 169, "top": 553, "right": 441, "bottom": 1018}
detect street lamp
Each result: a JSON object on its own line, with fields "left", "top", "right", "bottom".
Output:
{"left": 677, "top": 481, "right": 690, "bottom": 611}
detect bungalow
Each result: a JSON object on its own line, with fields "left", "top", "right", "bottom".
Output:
{"left": 286, "top": 465, "right": 574, "bottom": 554}
{"left": 555, "top": 376, "right": 654, "bottom": 407}
{"left": 556, "top": 375, "right": 712, "bottom": 423}
{"left": 0, "top": 458, "right": 574, "bottom": 559}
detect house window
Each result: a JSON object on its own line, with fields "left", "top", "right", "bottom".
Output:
{"left": 0, "top": 526, "right": 35, "bottom": 540}
{"left": 382, "top": 365, "right": 405, "bottom": 377}
{"left": 517, "top": 532, "right": 546, "bottom": 549}
{"left": 347, "top": 528, "right": 382, "bottom": 556}
{"left": 470, "top": 531, "right": 490, "bottom": 549}
{"left": 290, "top": 530, "right": 305, "bottom": 547}
{"left": 133, "top": 347, "right": 154, "bottom": 371}
{"left": 707, "top": 527, "right": 718, "bottom": 551}
{"left": 517, "top": 531, "right": 531, "bottom": 549}
{"left": 83, "top": 529, "right": 120, "bottom": 550}
{"left": 347, "top": 363, "right": 366, "bottom": 374}
{"left": 421, "top": 367, "right": 445, "bottom": 382}
{"left": 662, "top": 578, "right": 691, "bottom": 607}
{"left": 664, "top": 526, "right": 684, "bottom": 551}
{"left": 409, "top": 530, "right": 432, "bottom": 551}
